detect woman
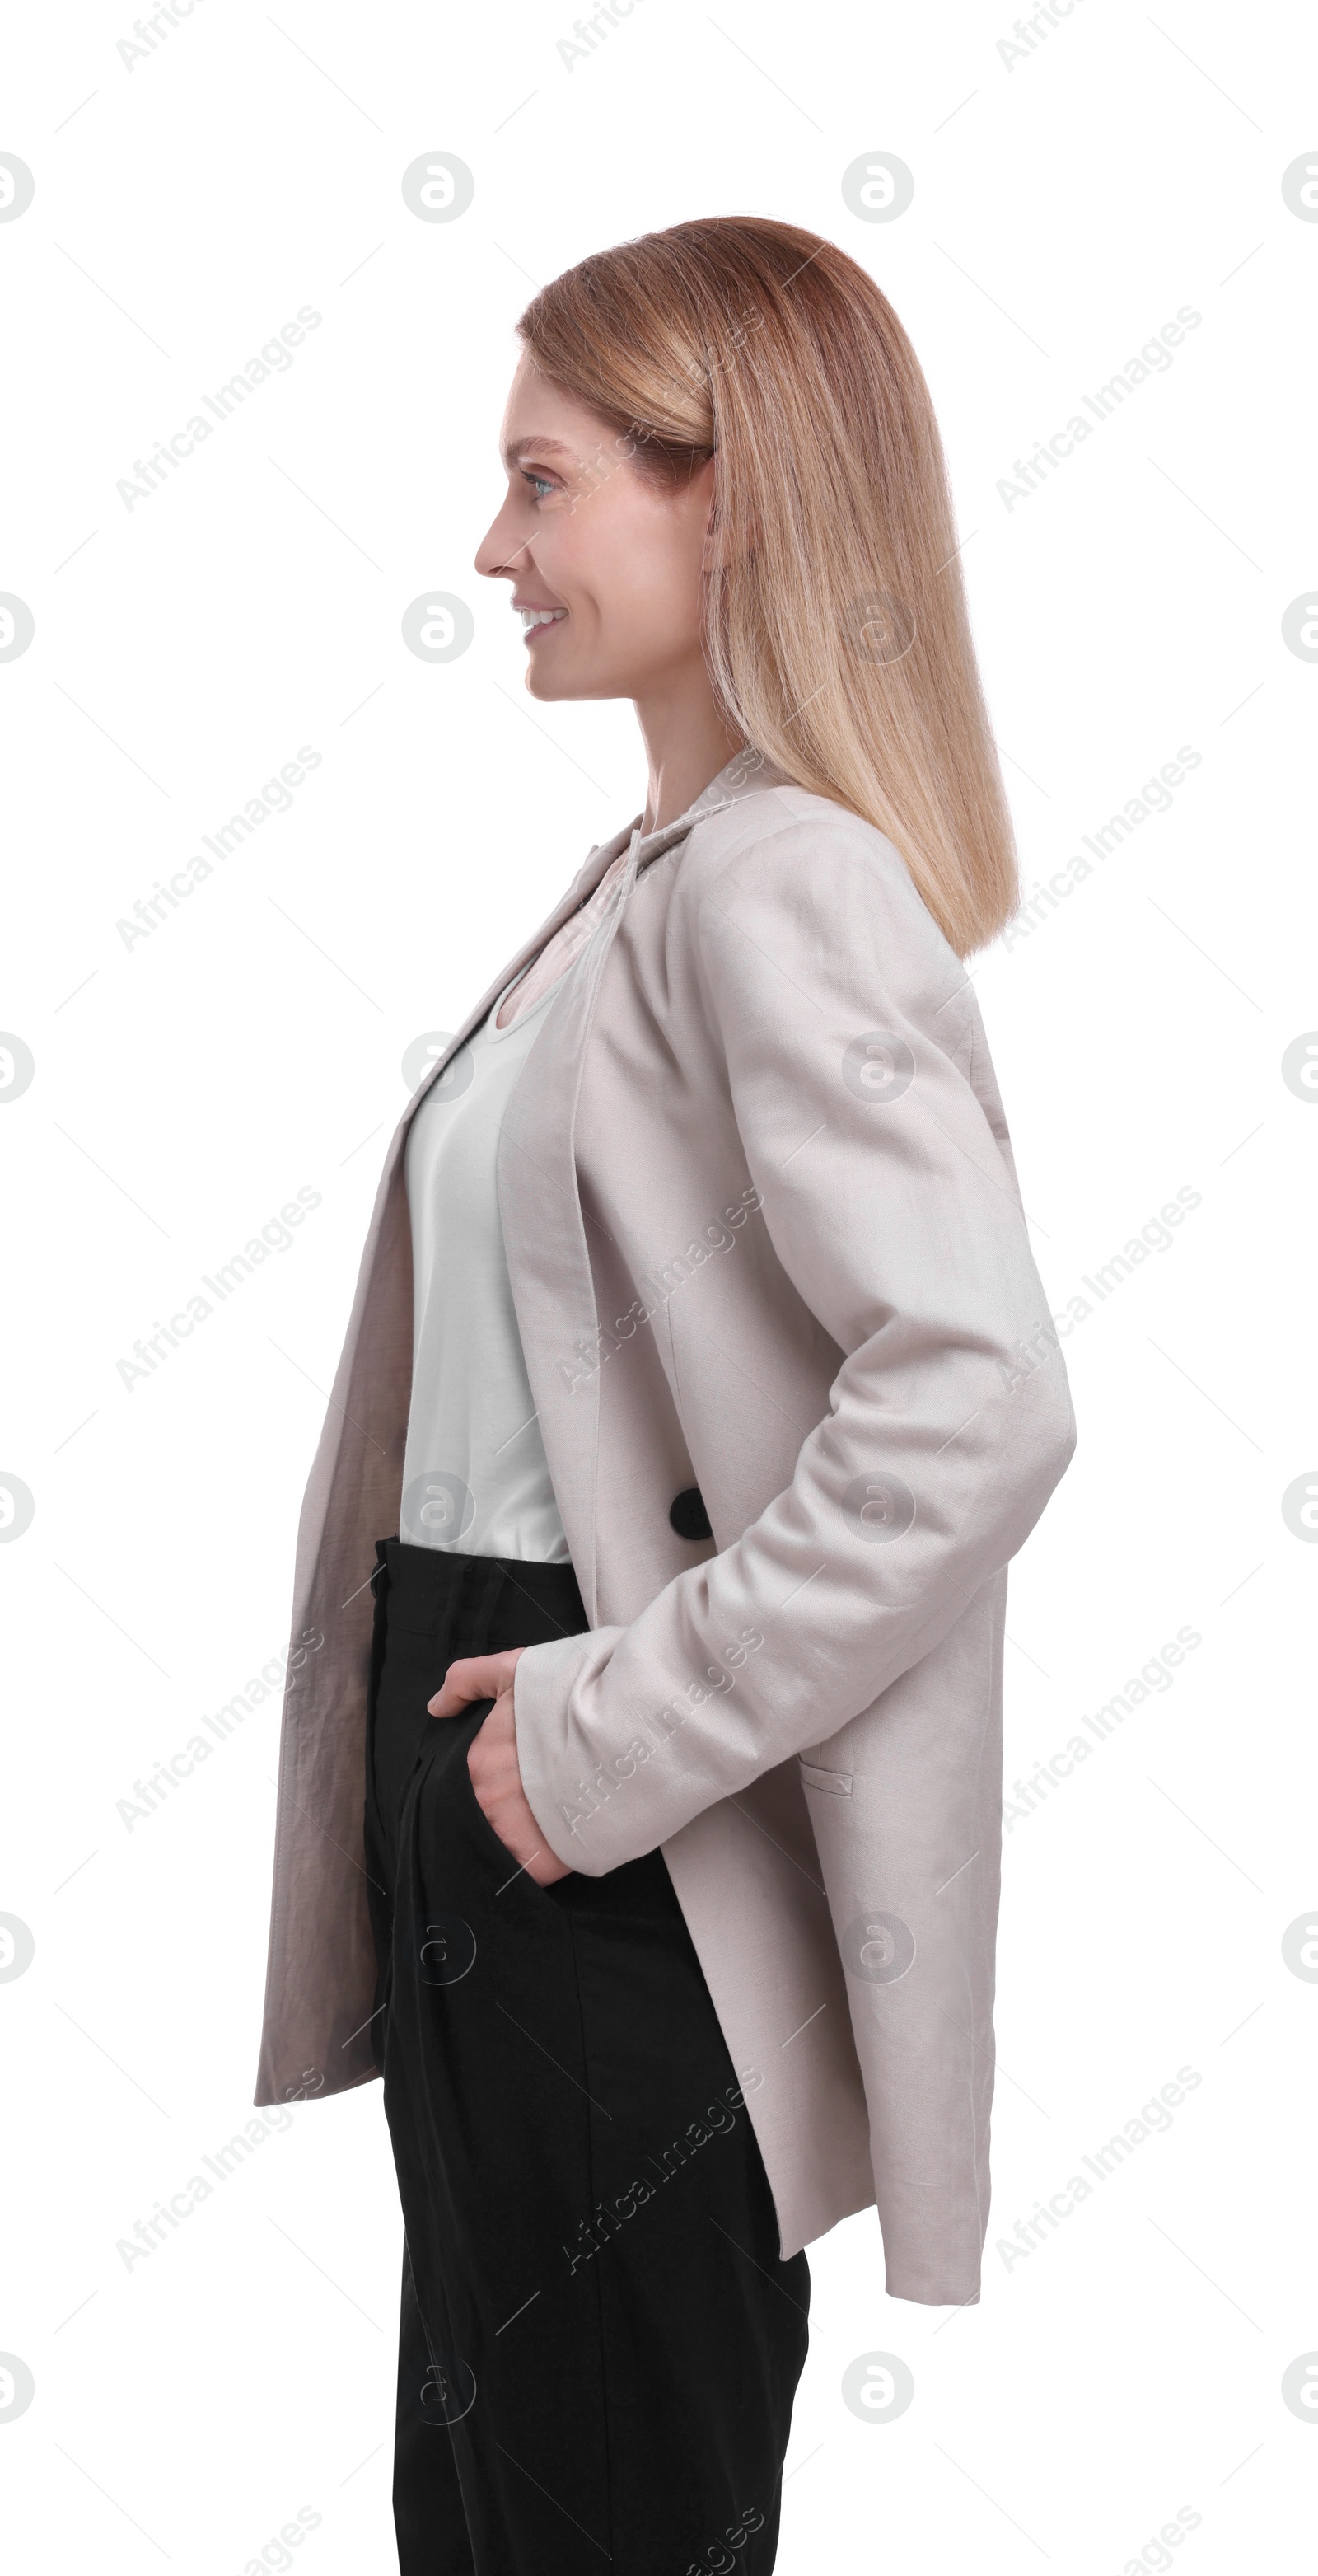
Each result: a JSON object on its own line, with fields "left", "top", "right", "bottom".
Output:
{"left": 255, "top": 216, "right": 1076, "bottom": 2574}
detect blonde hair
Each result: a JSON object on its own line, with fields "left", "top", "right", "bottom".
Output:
{"left": 516, "top": 215, "right": 1018, "bottom": 958}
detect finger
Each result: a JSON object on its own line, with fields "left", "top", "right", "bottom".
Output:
{"left": 427, "top": 1654, "right": 504, "bottom": 1717}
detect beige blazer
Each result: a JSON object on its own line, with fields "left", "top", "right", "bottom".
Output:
{"left": 255, "top": 747, "right": 1076, "bottom": 2305}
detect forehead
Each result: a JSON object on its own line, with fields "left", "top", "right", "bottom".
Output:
{"left": 498, "top": 356, "right": 613, "bottom": 466}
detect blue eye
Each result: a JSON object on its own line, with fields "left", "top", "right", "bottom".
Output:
{"left": 524, "top": 471, "right": 554, "bottom": 499}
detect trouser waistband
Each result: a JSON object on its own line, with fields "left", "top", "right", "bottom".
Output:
{"left": 368, "top": 1534, "right": 588, "bottom": 1656}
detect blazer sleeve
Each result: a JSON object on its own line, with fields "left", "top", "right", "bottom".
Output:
{"left": 512, "top": 809, "right": 1077, "bottom": 1873}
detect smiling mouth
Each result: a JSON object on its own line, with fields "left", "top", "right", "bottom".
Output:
{"left": 518, "top": 607, "right": 568, "bottom": 635}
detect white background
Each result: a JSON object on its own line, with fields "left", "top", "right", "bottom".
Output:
{"left": 2, "top": 1, "right": 1316, "bottom": 2569}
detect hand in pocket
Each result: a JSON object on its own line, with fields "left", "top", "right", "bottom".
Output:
{"left": 428, "top": 1650, "right": 573, "bottom": 1886}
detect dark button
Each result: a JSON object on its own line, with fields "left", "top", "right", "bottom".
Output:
{"left": 669, "top": 1487, "right": 713, "bottom": 1542}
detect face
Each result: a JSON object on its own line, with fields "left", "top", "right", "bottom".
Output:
{"left": 474, "top": 351, "right": 719, "bottom": 704}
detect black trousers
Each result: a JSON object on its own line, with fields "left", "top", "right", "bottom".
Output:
{"left": 362, "top": 1536, "right": 810, "bottom": 2576}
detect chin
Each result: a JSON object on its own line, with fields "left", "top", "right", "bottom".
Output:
{"left": 524, "top": 665, "right": 603, "bottom": 704}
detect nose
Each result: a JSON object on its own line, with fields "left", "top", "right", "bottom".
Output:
{"left": 474, "top": 499, "right": 529, "bottom": 583}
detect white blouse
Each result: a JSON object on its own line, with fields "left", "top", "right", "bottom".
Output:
{"left": 400, "top": 836, "right": 638, "bottom": 1562}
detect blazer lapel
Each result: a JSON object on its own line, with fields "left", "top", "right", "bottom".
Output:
{"left": 496, "top": 867, "right": 633, "bottom": 1624}
{"left": 498, "top": 751, "right": 793, "bottom": 1621}
{"left": 400, "top": 820, "right": 638, "bottom": 1139}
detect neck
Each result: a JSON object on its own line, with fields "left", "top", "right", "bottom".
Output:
{"left": 633, "top": 668, "right": 744, "bottom": 835}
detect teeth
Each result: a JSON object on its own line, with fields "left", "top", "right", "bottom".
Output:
{"left": 519, "top": 608, "right": 567, "bottom": 628}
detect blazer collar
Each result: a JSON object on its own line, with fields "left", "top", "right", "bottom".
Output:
{"left": 619, "top": 742, "right": 793, "bottom": 882}
{"left": 401, "top": 744, "right": 792, "bottom": 1133}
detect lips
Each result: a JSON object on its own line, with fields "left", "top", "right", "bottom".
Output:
{"left": 518, "top": 606, "right": 568, "bottom": 633}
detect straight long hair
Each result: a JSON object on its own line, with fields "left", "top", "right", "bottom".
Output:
{"left": 516, "top": 216, "right": 1018, "bottom": 958}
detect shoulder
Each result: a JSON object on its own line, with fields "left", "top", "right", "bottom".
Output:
{"left": 678, "top": 780, "right": 968, "bottom": 1022}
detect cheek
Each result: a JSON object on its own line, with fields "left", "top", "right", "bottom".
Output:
{"left": 592, "top": 519, "right": 703, "bottom": 650}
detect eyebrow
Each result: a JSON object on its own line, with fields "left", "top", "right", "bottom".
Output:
{"left": 500, "top": 434, "right": 577, "bottom": 468}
